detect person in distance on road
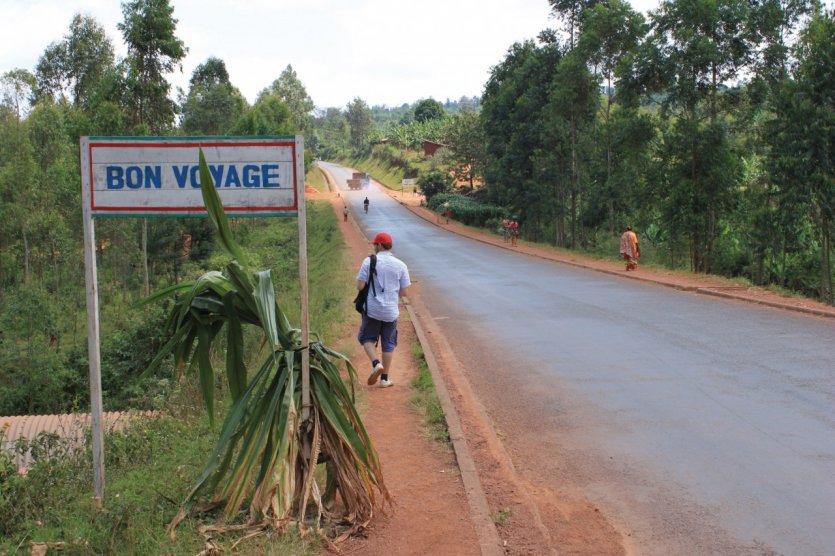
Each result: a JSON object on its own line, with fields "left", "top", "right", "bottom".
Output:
{"left": 357, "top": 232, "right": 411, "bottom": 388}
{"left": 363, "top": 196, "right": 370, "bottom": 213}
{"left": 509, "top": 218, "right": 519, "bottom": 247}
{"left": 620, "top": 226, "right": 640, "bottom": 271}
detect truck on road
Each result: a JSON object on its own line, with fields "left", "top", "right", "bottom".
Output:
{"left": 347, "top": 172, "right": 370, "bottom": 190}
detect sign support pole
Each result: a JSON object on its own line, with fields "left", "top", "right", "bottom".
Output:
{"left": 296, "top": 136, "right": 311, "bottom": 423}
{"left": 80, "top": 137, "right": 105, "bottom": 508}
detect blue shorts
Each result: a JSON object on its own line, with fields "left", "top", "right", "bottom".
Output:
{"left": 358, "top": 314, "right": 398, "bottom": 353}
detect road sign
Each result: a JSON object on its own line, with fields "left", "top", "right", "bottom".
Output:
{"left": 401, "top": 179, "right": 414, "bottom": 186}
{"left": 82, "top": 137, "right": 299, "bottom": 217}
{"left": 79, "top": 136, "right": 309, "bottom": 507}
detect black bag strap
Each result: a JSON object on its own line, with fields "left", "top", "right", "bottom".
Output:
{"left": 368, "top": 254, "right": 377, "bottom": 297}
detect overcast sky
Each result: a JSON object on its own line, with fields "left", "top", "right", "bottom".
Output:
{"left": 0, "top": 0, "right": 798, "bottom": 110}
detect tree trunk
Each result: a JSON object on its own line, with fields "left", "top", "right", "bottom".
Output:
{"left": 711, "top": 63, "right": 718, "bottom": 125}
{"left": 142, "top": 219, "right": 150, "bottom": 297}
{"left": 606, "top": 75, "right": 614, "bottom": 237}
{"left": 705, "top": 208, "right": 715, "bottom": 274}
{"left": 570, "top": 117, "right": 578, "bottom": 250}
{"left": 780, "top": 244, "right": 787, "bottom": 287}
{"left": 690, "top": 114, "right": 703, "bottom": 273}
{"left": 52, "top": 239, "right": 59, "bottom": 294}
{"left": 821, "top": 214, "right": 833, "bottom": 305}
{"left": 23, "top": 226, "right": 30, "bottom": 287}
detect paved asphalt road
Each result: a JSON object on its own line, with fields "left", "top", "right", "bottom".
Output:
{"left": 321, "top": 162, "right": 835, "bottom": 555}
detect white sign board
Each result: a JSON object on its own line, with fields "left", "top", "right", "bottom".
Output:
{"left": 81, "top": 137, "right": 300, "bottom": 217}
{"left": 401, "top": 179, "right": 415, "bottom": 186}
{"left": 79, "top": 135, "right": 309, "bottom": 506}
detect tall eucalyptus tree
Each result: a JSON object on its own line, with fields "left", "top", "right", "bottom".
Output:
{"left": 35, "top": 14, "right": 115, "bottom": 109}
{"left": 259, "top": 65, "right": 315, "bottom": 137}
{"left": 766, "top": 8, "right": 835, "bottom": 303}
{"left": 118, "top": 0, "right": 186, "bottom": 296}
{"left": 643, "top": 0, "right": 753, "bottom": 272}
{"left": 578, "top": 0, "right": 647, "bottom": 234}
{"left": 345, "top": 97, "right": 373, "bottom": 154}
{"left": 181, "top": 57, "right": 247, "bottom": 135}
{"left": 482, "top": 37, "right": 568, "bottom": 244}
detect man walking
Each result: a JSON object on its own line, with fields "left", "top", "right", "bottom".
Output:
{"left": 357, "top": 232, "right": 411, "bottom": 388}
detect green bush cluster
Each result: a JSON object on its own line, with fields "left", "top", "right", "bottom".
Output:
{"left": 0, "top": 428, "right": 90, "bottom": 537}
{"left": 0, "top": 410, "right": 218, "bottom": 553}
{"left": 0, "top": 301, "right": 174, "bottom": 416}
{"left": 428, "top": 193, "right": 509, "bottom": 228}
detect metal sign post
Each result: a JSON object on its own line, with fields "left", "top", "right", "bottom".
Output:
{"left": 294, "top": 138, "right": 311, "bottom": 422}
{"left": 79, "top": 141, "right": 105, "bottom": 508}
{"left": 79, "top": 136, "right": 307, "bottom": 504}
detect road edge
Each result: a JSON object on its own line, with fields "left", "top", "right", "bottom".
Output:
{"left": 405, "top": 300, "right": 505, "bottom": 556}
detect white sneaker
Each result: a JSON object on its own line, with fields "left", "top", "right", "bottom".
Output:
{"left": 379, "top": 379, "right": 394, "bottom": 388}
{"left": 367, "top": 362, "right": 385, "bottom": 385}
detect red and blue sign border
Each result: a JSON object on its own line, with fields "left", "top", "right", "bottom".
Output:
{"left": 84, "top": 136, "right": 300, "bottom": 218}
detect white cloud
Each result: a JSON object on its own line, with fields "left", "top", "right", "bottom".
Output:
{"left": 1, "top": 0, "right": 556, "bottom": 108}
{"left": 3, "top": 0, "right": 829, "bottom": 110}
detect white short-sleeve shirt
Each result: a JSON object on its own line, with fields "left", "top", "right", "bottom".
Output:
{"left": 357, "top": 251, "right": 411, "bottom": 322}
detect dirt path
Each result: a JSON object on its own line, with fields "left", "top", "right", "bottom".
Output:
{"left": 319, "top": 188, "right": 481, "bottom": 556}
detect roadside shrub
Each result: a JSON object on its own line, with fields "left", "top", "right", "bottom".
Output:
{"left": 0, "top": 429, "right": 89, "bottom": 536}
{"left": 55, "top": 303, "right": 176, "bottom": 413}
{"left": 418, "top": 170, "right": 453, "bottom": 202}
{"left": 428, "top": 193, "right": 509, "bottom": 228}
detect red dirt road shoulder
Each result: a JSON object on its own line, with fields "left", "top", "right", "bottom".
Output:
{"left": 323, "top": 189, "right": 482, "bottom": 555}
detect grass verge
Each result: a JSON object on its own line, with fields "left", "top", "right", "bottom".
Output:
{"left": 408, "top": 339, "right": 449, "bottom": 443}
{"left": 0, "top": 191, "right": 356, "bottom": 555}
{"left": 0, "top": 388, "right": 321, "bottom": 555}
{"left": 306, "top": 165, "right": 330, "bottom": 193}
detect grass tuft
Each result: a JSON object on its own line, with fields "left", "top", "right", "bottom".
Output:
{"left": 494, "top": 507, "right": 512, "bottom": 527}
{"left": 408, "top": 340, "right": 450, "bottom": 443}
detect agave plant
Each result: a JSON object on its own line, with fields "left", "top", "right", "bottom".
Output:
{"left": 143, "top": 149, "right": 388, "bottom": 544}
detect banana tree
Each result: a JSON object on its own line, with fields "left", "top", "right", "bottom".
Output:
{"left": 143, "top": 149, "right": 388, "bottom": 544}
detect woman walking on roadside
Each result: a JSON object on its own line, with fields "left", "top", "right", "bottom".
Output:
{"left": 620, "top": 226, "right": 640, "bottom": 270}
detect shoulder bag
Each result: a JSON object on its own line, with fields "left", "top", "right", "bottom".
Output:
{"left": 353, "top": 254, "right": 377, "bottom": 314}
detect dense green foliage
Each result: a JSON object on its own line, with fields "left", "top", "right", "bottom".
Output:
{"left": 323, "top": 2, "right": 833, "bottom": 304}
{"left": 180, "top": 57, "right": 247, "bottom": 135}
{"left": 477, "top": 1, "right": 833, "bottom": 302}
{"left": 0, "top": 2, "right": 331, "bottom": 416}
{"left": 0, "top": 196, "right": 354, "bottom": 552}
{"left": 312, "top": 96, "right": 480, "bottom": 159}
{"left": 414, "top": 98, "right": 446, "bottom": 122}
{"left": 417, "top": 169, "right": 453, "bottom": 202}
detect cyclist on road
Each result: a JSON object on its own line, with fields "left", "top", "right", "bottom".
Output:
{"left": 363, "top": 196, "right": 370, "bottom": 213}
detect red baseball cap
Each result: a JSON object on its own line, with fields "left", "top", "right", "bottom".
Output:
{"left": 370, "top": 232, "right": 393, "bottom": 248}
